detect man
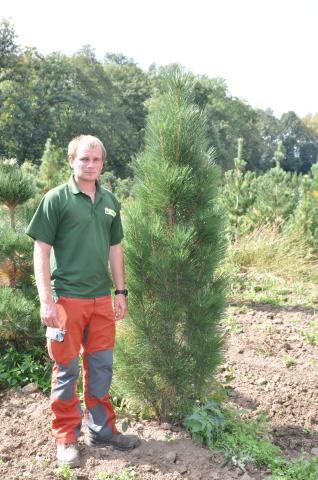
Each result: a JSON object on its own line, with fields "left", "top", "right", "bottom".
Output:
{"left": 26, "top": 135, "right": 139, "bottom": 468}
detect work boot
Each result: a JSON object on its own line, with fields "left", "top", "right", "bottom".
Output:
{"left": 56, "top": 443, "right": 80, "bottom": 468}
{"left": 86, "top": 432, "right": 140, "bottom": 451}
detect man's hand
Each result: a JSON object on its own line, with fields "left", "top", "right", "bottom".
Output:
{"left": 40, "top": 300, "right": 60, "bottom": 327}
{"left": 114, "top": 294, "right": 128, "bottom": 321}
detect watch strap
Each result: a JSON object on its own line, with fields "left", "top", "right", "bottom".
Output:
{"left": 114, "top": 289, "right": 128, "bottom": 296}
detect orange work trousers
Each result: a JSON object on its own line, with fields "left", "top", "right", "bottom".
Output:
{"left": 47, "top": 295, "right": 118, "bottom": 445}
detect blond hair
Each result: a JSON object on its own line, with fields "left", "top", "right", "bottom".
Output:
{"left": 68, "top": 135, "right": 107, "bottom": 162}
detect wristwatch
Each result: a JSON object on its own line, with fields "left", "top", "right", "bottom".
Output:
{"left": 114, "top": 289, "right": 128, "bottom": 297}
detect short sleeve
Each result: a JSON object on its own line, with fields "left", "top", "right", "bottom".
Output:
{"left": 110, "top": 204, "right": 124, "bottom": 246}
{"left": 26, "top": 192, "right": 60, "bottom": 245}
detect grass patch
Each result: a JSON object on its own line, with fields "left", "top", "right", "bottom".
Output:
{"left": 229, "top": 270, "right": 318, "bottom": 309}
{"left": 229, "top": 225, "right": 318, "bottom": 283}
{"left": 222, "top": 225, "right": 318, "bottom": 308}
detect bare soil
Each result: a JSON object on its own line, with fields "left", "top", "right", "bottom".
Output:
{"left": 1, "top": 301, "right": 318, "bottom": 480}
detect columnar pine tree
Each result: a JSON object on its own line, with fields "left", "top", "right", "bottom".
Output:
{"left": 273, "top": 140, "right": 284, "bottom": 168}
{"left": 114, "top": 69, "right": 227, "bottom": 421}
{"left": 38, "top": 139, "right": 69, "bottom": 192}
{"left": 221, "top": 138, "right": 256, "bottom": 239}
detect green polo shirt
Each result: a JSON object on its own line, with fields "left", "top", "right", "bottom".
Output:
{"left": 26, "top": 176, "right": 123, "bottom": 298}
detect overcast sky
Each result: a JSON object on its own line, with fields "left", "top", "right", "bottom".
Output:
{"left": 2, "top": 0, "right": 317, "bottom": 118}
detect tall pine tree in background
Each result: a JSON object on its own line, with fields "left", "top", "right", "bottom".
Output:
{"left": 38, "top": 139, "right": 69, "bottom": 192}
{"left": 114, "top": 69, "right": 226, "bottom": 421}
{"left": 221, "top": 138, "right": 256, "bottom": 239}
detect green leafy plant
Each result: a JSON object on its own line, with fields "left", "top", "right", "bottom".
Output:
{"left": 55, "top": 463, "right": 77, "bottom": 479}
{"left": 183, "top": 400, "right": 225, "bottom": 447}
{"left": 0, "top": 345, "right": 51, "bottom": 391}
{"left": 116, "top": 468, "right": 138, "bottom": 480}
{"left": 96, "top": 468, "right": 138, "bottom": 480}
{"left": 184, "top": 402, "right": 280, "bottom": 470}
{"left": 184, "top": 400, "right": 318, "bottom": 476}
{"left": 96, "top": 473, "right": 113, "bottom": 480}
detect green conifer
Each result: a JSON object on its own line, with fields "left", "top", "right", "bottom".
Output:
{"left": 221, "top": 138, "right": 256, "bottom": 239}
{"left": 38, "top": 139, "right": 69, "bottom": 192}
{"left": 0, "top": 159, "right": 34, "bottom": 230}
{"left": 0, "top": 159, "right": 38, "bottom": 346}
{"left": 292, "top": 163, "right": 318, "bottom": 250}
{"left": 246, "top": 143, "right": 300, "bottom": 229}
{"left": 114, "top": 69, "right": 227, "bottom": 421}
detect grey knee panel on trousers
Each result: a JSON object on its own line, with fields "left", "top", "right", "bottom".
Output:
{"left": 87, "top": 349, "right": 113, "bottom": 398}
{"left": 53, "top": 357, "right": 79, "bottom": 401}
{"left": 87, "top": 404, "right": 113, "bottom": 440}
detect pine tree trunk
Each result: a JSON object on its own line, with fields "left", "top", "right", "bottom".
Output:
{"left": 8, "top": 206, "right": 15, "bottom": 231}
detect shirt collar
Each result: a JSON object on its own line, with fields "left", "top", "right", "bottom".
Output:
{"left": 68, "top": 175, "right": 101, "bottom": 195}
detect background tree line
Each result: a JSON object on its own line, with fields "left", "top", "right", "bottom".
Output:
{"left": 1, "top": 18, "right": 318, "bottom": 178}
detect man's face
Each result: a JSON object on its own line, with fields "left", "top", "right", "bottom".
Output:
{"left": 69, "top": 144, "right": 103, "bottom": 184}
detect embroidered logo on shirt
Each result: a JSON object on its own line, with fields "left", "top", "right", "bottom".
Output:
{"left": 105, "top": 207, "right": 116, "bottom": 217}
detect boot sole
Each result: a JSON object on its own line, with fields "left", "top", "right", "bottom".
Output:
{"left": 57, "top": 458, "right": 81, "bottom": 469}
{"left": 85, "top": 438, "right": 140, "bottom": 451}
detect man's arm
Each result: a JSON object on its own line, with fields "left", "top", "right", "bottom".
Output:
{"left": 34, "top": 240, "right": 60, "bottom": 327}
{"left": 109, "top": 243, "right": 128, "bottom": 321}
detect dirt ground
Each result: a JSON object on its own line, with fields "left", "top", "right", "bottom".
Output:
{"left": 1, "top": 301, "right": 318, "bottom": 480}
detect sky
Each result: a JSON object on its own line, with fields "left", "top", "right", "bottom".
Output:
{"left": 1, "top": 0, "right": 317, "bottom": 119}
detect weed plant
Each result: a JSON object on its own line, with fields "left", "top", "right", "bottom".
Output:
{"left": 0, "top": 344, "right": 51, "bottom": 391}
{"left": 96, "top": 468, "right": 138, "bottom": 480}
{"left": 185, "top": 402, "right": 279, "bottom": 469}
{"left": 183, "top": 400, "right": 225, "bottom": 447}
{"left": 267, "top": 456, "right": 318, "bottom": 479}
{"left": 301, "top": 320, "right": 318, "bottom": 345}
{"left": 55, "top": 463, "right": 77, "bottom": 479}
{"left": 184, "top": 401, "right": 318, "bottom": 477}
{"left": 282, "top": 354, "right": 296, "bottom": 368}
